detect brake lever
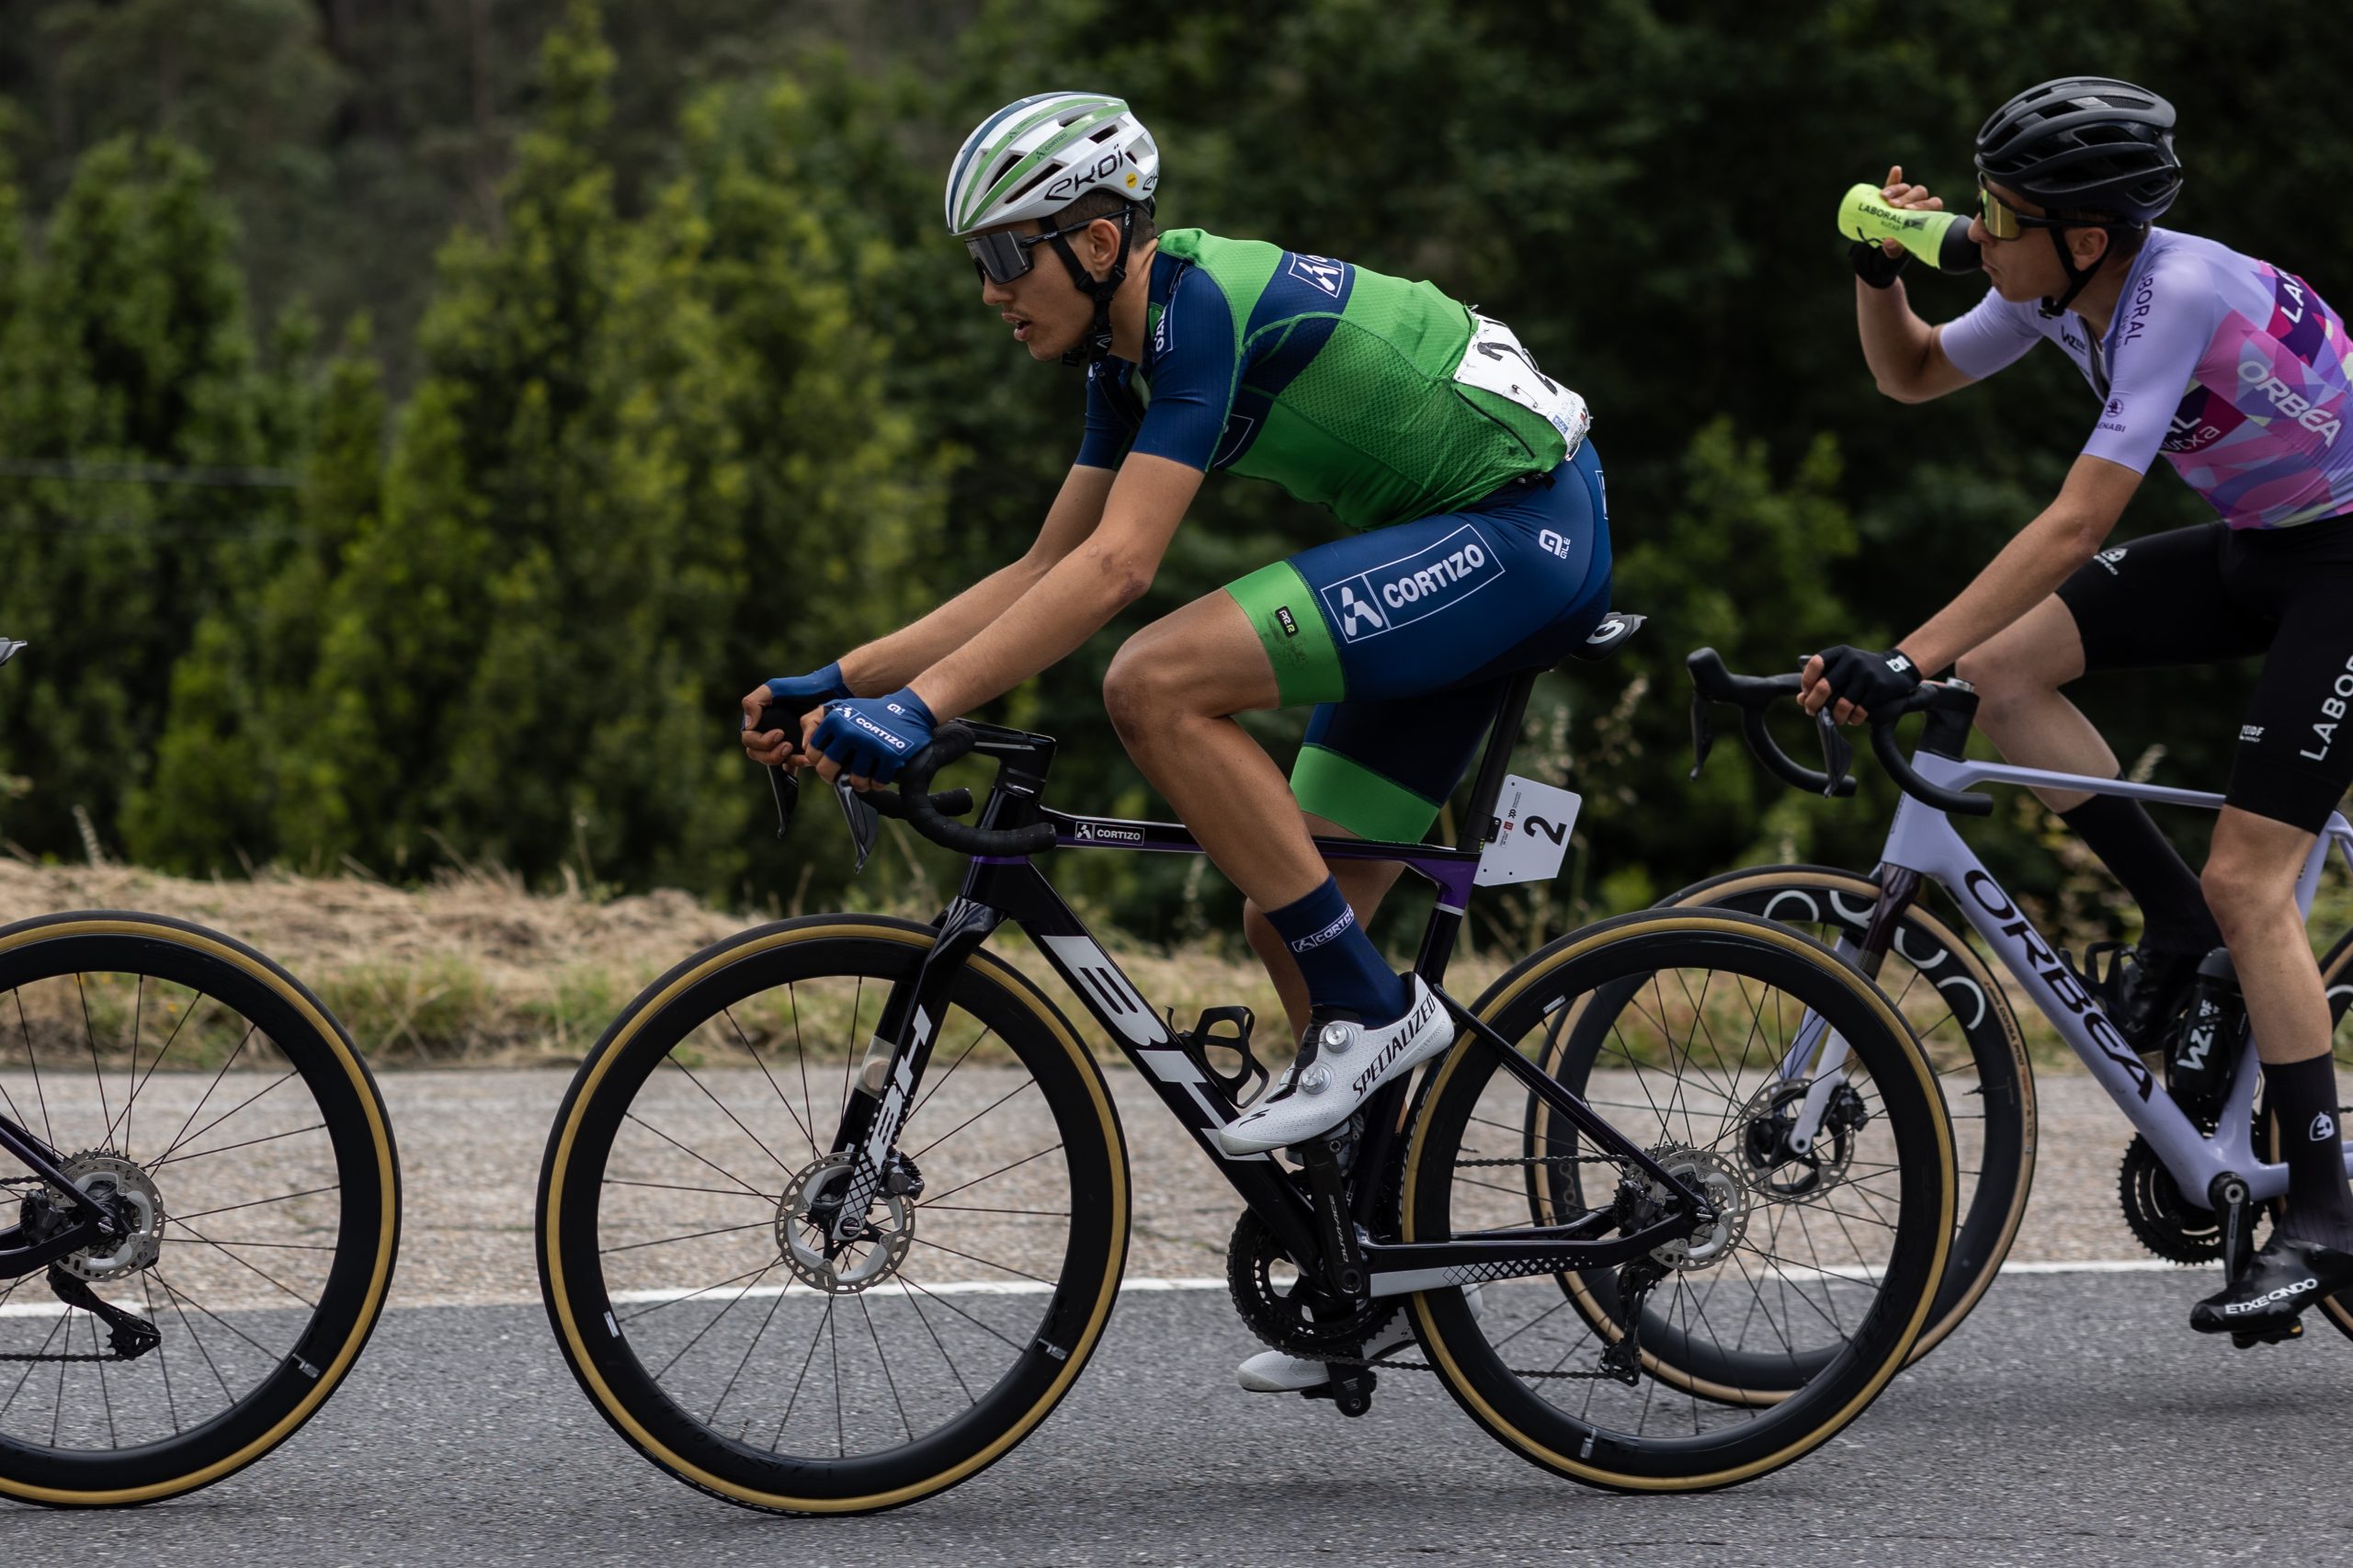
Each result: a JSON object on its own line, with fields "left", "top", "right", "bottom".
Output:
{"left": 835, "top": 778, "right": 881, "bottom": 872}
{"left": 1812, "top": 710, "right": 1854, "bottom": 797}
{"left": 765, "top": 764, "right": 799, "bottom": 838}
{"left": 1688, "top": 693, "right": 1716, "bottom": 780}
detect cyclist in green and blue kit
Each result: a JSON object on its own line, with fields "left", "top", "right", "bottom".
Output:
{"left": 741, "top": 94, "right": 1609, "bottom": 1382}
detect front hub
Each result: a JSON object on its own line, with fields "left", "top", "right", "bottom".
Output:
{"left": 777, "top": 1153, "right": 915, "bottom": 1294}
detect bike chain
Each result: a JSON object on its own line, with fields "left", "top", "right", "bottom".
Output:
{"left": 1285, "top": 1153, "right": 1650, "bottom": 1383}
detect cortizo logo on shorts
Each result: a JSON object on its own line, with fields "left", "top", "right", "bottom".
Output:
{"left": 1318, "top": 523, "right": 1506, "bottom": 644}
{"left": 2093, "top": 547, "right": 2128, "bottom": 574}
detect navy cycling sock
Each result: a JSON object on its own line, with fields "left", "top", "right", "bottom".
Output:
{"left": 2263, "top": 1053, "right": 2353, "bottom": 1250}
{"left": 2058, "top": 795, "right": 2222, "bottom": 955}
{"left": 1266, "top": 878, "right": 1410, "bottom": 1023}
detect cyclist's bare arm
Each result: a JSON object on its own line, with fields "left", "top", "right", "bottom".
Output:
{"left": 907, "top": 453, "right": 1203, "bottom": 718}
{"left": 1859, "top": 288, "right": 1976, "bottom": 403}
{"left": 834, "top": 462, "right": 1120, "bottom": 693}
{"left": 1802, "top": 454, "right": 2141, "bottom": 715}
{"left": 1856, "top": 165, "right": 1975, "bottom": 404}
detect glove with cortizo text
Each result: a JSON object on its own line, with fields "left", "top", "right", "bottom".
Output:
{"left": 1813, "top": 644, "right": 1924, "bottom": 715}
{"left": 812, "top": 688, "right": 937, "bottom": 785}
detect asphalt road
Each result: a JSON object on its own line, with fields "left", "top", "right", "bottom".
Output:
{"left": 5, "top": 1265, "right": 2345, "bottom": 1567}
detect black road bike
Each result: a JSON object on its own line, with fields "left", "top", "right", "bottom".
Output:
{"left": 537, "top": 619, "right": 1955, "bottom": 1513}
{"left": 0, "top": 639, "right": 401, "bottom": 1506}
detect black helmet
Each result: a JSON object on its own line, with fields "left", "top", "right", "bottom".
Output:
{"left": 1974, "top": 77, "right": 2182, "bottom": 224}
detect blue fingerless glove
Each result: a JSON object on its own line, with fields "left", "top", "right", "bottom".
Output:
{"left": 812, "top": 687, "right": 937, "bottom": 784}
{"left": 763, "top": 662, "right": 851, "bottom": 712}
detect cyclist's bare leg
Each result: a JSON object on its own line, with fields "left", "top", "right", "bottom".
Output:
{"left": 1242, "top": 821, "right": 1408, "bottom": 1038}
{"left": 2198, "top": 807, "right": 2353, "bottom": 1257}
{"left": 2203, "top": 808, "right": 2330, "bottom": 1066}
{"left": 1102, "top": 591, "right": 1332, "bottom": 909}
{"left": 1951, "top": 595, "right": 2107, "bottom": 812}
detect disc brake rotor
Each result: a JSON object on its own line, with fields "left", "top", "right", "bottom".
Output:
{"left": 777, "top": 1153, "right": 915, "bottom": 1294}
{"left": 1738, "top": 1078, "right": 1865, "bottom": 1198}
{"left": 1638, "top": 1143, "right": 1749, "bottom": 1271}
{"left": 51, "top": 1151, "right": 166, "bottom": 1282}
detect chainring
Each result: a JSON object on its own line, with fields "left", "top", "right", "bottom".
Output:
{"left": 2118, "top": 1133, "right": 2222, "bottom": 1265}
{"left": 1225, "top": 1208, "right": 1397, "bottom": 1357}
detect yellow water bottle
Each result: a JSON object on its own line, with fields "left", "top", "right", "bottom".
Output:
{"left": 1836, "top": 182, "right": 1981, "bottom": 274}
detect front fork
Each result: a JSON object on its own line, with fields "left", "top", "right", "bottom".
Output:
{"left": 1772, "top": 865, "right": 1923, "bottom": 1153}
{"left": 819, "top": 897, "right": 1004, "bottom": 1248}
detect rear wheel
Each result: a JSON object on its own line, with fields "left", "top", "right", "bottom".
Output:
{"left": 538, "top": 915, "right": 1129, "bottom": 1515}
{"left": 1404, "top": 909, "right": 1952, "bottom": 1491}
{"left": 0, "top": 913, "right": 400, "bottom": 1506}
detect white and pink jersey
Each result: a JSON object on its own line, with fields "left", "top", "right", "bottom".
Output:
{"left": 1940, "top": 228, "right": 2353, "bottom": 528}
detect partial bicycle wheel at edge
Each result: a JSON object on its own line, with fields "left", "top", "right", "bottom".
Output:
{"left": 538, "top": 915, "right": 1128, "bottom": 1515}
{"left": 0, "top": 913, "right": 401, "bottom": 1506}
{"left": 1404, "top": 909, "right": 1952, "bottom": 1491}
{"left": 1656, "top": 866, "right": 2035, "bottom": 1368}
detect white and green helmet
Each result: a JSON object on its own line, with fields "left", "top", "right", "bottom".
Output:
{"left": 944, "top": 92, "right": 1159, "bottom": 237}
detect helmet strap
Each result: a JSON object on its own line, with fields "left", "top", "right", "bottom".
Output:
{"left": 1046, "top": 207, "right": 1137, "bottom": 367}
{"left": 2036, "top": 224, "right": 2109, "bottom": 321}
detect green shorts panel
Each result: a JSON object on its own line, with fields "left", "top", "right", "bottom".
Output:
{"left": 1224, "top": 561, "right": 1346, "bottom": 709}
{"left": 1291, "top": 743, "right": 1443, "bottom": 844}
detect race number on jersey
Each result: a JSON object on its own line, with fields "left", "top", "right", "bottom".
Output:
{"left": 1452, "top": 315, "right": 1591, "bottom": 452}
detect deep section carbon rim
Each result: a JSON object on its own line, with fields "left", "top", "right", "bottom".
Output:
{"left": 1408, "top": 912, "right": 1950, "bottom": 1488}
{"left": 540, "top": 919, "right": 1126, "bottom": 1513}
{"left": 0, "top": 915, "right": 399, "bottom": 1504}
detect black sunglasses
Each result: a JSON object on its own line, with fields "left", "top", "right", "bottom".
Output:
{"left": 965, "top": 211, "right": 1118, "bottom": 285}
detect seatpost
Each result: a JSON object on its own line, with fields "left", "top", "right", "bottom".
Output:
{"left": 1458, "top": 669, "right": 1540, "bottom": 851}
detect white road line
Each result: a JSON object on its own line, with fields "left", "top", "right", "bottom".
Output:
{"left": 0, "top": 1261, "right": 2200, "bottom": 1323}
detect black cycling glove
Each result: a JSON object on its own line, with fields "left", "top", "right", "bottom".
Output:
{"left": 1848, "top": 239, "right": 1910, "bottom": 290}
{"left": 1814, "top": 644, "right": 1924, "bottom": 714}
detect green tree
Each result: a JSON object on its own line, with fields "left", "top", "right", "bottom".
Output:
{"left": 0, "top": 134, "right": 284, "bottom": 861}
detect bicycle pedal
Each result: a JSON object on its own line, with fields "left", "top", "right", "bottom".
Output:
{"left": 2229, "top": 1321, "right": 2304, "bottom": 1350}
{"left": 1307, "top": 1366, "right": 1377, "bottom": 1416}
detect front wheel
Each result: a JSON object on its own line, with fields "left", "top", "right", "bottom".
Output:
{"left": 1404, "top": 909, "right": 1953, "bottom": 1491}
{"left": 538, "top": 915, "right": 1129, "bottom": 1515}
{"left": 1656, "top": 866, "right": 2035, "bottom": 1365}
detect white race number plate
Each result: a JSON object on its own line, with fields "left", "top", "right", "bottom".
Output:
{"left": 1473, "top": 775, "right": 1582, "bottom": 887}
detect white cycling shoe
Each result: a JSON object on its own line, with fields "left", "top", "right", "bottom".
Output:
{"left": 1213, "top": 978, "right": 1453, "bottom": 1156}
{"left": 1238, "top": 1285, "right": 1485, "bottom": 1393}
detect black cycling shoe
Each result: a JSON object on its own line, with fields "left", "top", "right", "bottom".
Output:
{"left": 2087, "top": 942, "right": 2204, "bottom": 1054}
{"left": 2189, "top": 1234, "right": 2353, "bottom": 1335}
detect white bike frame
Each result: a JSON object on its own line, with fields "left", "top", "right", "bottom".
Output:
{"left": 1780, "top": 754, "right": 2353, "bottom": 1203}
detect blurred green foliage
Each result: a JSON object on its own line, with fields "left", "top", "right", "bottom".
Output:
{"left": 0, "top": 1, "right": 2341, "bottom": 945}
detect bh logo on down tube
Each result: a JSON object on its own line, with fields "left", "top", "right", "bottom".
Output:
{"left": 1318, "top": 523, "right": 1506, "bottom": 643}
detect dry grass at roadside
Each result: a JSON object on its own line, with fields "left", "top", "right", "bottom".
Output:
{"left": 8, "top": 855, "right": 2313, "bottom": 1074}
{"left": 0, "top": 860, "right": 1524, "bottom": 1068}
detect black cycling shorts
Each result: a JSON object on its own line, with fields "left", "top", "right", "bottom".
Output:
{"left": 2057, "top": 519, "right": 2353, "bottom": 832}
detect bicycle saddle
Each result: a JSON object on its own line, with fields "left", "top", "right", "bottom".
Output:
{"left": 1567, "top": 610, "right": 1643, "bottom": 663}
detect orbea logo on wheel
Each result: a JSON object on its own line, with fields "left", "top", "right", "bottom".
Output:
{"left": 1318, "top": 523, "right": 1506, "bottom": 643}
